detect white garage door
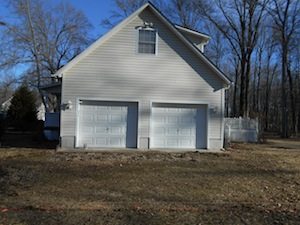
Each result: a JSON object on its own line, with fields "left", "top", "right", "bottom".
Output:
{"left": 151, "top": 105, "right": 197, "bottom": 149}
{"left": 77, "top": 101, "right": 137, "bottom": 148}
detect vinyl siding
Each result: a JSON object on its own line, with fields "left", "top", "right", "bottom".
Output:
{"left": 61, "top": 8, "right": 225, "bottom": 149}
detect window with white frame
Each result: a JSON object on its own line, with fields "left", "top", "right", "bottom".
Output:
{"left": 138, "top": 28, "right": 157, "bottom": 54}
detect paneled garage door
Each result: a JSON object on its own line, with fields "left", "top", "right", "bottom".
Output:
{"left": 77, "top": 101, "right": 137, "bottom": 148}
{"left": 151, "top": 103, "right": 207, "bottom": 149}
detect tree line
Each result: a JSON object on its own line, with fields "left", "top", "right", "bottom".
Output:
{"left": 0, "top": 0, "right": 92, "bottom": 111}
{"left": 102, "top": 0, "right": 300, "bottom": 138}
{"left": 0, "top": 0, "right": 299, "bottom": 137}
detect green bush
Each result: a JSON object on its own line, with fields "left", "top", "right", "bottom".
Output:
{"left": 7, "top": 85, "right": 38, "bottom": 131}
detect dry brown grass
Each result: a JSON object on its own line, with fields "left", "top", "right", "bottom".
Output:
{"left": 0, "top": 139, "right": 300, "bottom": 225}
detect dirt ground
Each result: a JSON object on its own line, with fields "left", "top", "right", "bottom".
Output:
{"left": 0, "top": 138, "right": 300, "bottom": 225}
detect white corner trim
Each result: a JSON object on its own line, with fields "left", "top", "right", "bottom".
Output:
{"left": 220, "top": 89, "right": 225, "bottom": 148}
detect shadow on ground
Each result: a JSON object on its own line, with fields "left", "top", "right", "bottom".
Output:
{"left": 0, "top": 131, "right": 57, "bottom": 149}
{"left": 1, "top": 204, "right": 300, "bottom": 225}
{"left": 0, "top": 138, "right": 300, "bottom": 224}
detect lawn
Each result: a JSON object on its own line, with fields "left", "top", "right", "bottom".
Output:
{"left": 0, "top": 139, "right": 300, "bottom": 225}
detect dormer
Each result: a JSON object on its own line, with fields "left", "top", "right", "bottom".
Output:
{"left": 175, "top": 25, "right": 210, "bottom": 53}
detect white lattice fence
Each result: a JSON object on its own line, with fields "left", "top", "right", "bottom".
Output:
{"left": 224, "top": 117, "right": 258, "bottom": 143}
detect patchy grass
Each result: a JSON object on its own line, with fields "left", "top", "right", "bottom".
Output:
{"left": 0, "top": 140, "right": 300, "bottom": 225}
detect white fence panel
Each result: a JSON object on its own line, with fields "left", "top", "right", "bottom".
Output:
{"left": 225, "top": 117, "right": 258, "bottom": 143}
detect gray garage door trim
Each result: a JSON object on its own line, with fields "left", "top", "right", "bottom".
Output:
{"left": 76, "top": 100, "right": 138, "bottom": 148}
{"left": 150, "top": 103, "right": 208, "bottom": 149}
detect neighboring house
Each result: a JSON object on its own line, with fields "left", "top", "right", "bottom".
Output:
{"left": 0, "top": 93, "right": 60, "bottom": 140}
{"left": 48, "top": 2, "right": 231, "bottom": 150}
{"left": 0, "top": 97, "right": 13, "bottom": 113}
{"left": 0, "top": 96, "right": 46, "bottom": 121}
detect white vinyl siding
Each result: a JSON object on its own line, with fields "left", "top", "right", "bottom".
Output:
{"left": 61, "top": 8, "right": 225, "bottom": 149}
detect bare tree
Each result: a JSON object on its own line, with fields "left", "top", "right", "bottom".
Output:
{"left": 0, "top": 0, "right": 92, "bottom": 110}
{"left": 197, "top": 0, "right": 270, "bottom": 117}
{"left": 267, "top": 0, "right": 300, "bottom": 137}
{"left": 263, "top": 41, "right": 277, "bottom": 131}
{"left": 251, "top": 29, "right": 268, "bottom": 115}
{"left": 290, "top": 40, "right": 300, "bottom": 135}
{"left": 229, "top": 55, "right": 240, "bottom": 117}
{"left": 204, "top": 25, "right": 228, "bottom": 68}
{"left": 101, "top": 0, "right": 149, "bottom": 28}
{"left": 101, "top": 0, "right": 202, "bottom": 30}
{"left": 162, "top": 0, "right": 203, "bottom": 29}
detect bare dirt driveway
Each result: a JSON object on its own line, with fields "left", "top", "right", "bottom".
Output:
{"left": 0, "top": 139, "right": 300, "bottom": 225}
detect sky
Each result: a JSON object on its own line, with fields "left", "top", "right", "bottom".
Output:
{"left": 52, "top": 0, "right": 113, "bottom": 37}
{"left": 0, "top": 0, "right": 117, "bottom": 37}
{"left": 0, "top": 0, "right": 121, "bottom": 80}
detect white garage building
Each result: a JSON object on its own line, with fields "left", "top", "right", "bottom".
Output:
{"left": 52, "top": 2, "right": 231, "bottom": 150}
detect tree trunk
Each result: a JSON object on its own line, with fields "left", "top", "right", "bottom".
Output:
{"left": 281, "top": 45, "right": 289, "bottom": 138}
{"left": 225, "top": 89, "right": 229, "bottom": 117}
{"left": 287, "top": 66, "right": 296, "bottom": 135}
{"left": 232, "top": 65, "right": 239, "bottom": 117}
{"left": 25, "top": 0, "right": 48, "bottom": 112}
{"left": 256, "top": 49, "right": 262, "bottom": 113}
{"left": 264, "top": 64, "right": 276, "bottom": 131}
{"left": 252, "top": 64, "right": 257, "bottom": 113}
{"left": 239, "top": 57, "right": 246, "bottom": 117}
{"left": 244, "top": 58, "right": 251, "bottom": 117}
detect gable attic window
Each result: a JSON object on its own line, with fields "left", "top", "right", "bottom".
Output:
{"left": 138, "top": 27, "right": 157, "bottom": 54}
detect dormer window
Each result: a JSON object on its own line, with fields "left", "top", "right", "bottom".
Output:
{"left": 138, "top": 27, "right": 157, "bottom": 54}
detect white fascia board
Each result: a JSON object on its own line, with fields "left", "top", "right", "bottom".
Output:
{"left": 175, "top": 25, "right": 211, "bottom": 40}
{"left": 52, "top": 3, "right": 151, "bottom": 78}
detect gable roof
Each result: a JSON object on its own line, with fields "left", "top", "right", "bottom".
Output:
{"left": 175, "top": 24, "right": 211, "bottom": 41}
{"left": 53, "top": 1, "right": 232, "bottom": 86}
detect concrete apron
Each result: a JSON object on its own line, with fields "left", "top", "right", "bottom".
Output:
{"left": 56, "top": 147, "right": 226, "bottom": 153}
